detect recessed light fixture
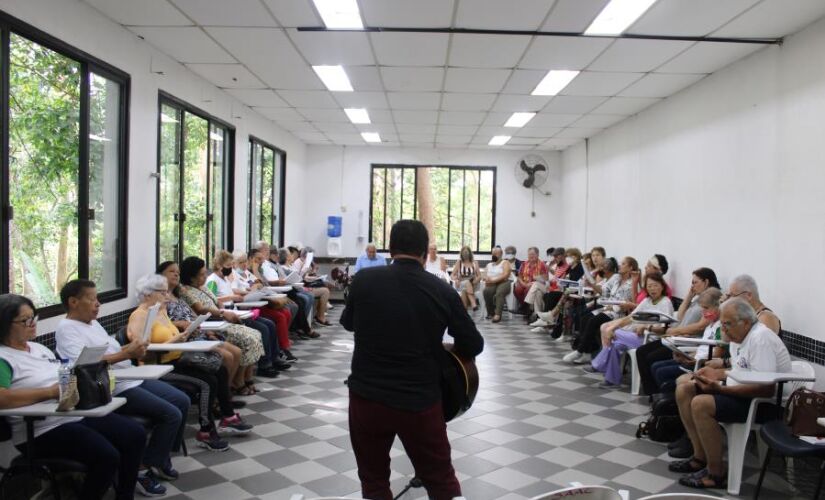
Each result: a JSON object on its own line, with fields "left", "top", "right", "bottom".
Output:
{"left": 312, "top": 65, "right": 354, "bottom": 92}
{"left": 585, "top": 0, "right": 658, "bottom": 36}
{"left": 362, "top": 132, "right": 381, "bottom": 143}
{"left": 313, "top": 0, "right": 363, "bottom": 29}
{"left": 504, "top": 112, "right": 536, "bottom": 128}
{"left": 531, "top": 70, "right": 580, "bottom": 96}
{"left": 344, "top": 108, "right": 371, "bottom": 124}
{"left": 488, "top": 135, "right": 511, "bottom": 146}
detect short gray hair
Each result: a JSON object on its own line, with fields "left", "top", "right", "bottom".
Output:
{"left": 366, "top": 243, "right": 376, "bottom": 250}
{"left": 698, "top": 287, "right": 723, "bottom": 308}
{"left": 730, "top": 274, "right": 760, "bottom": 300}
{"left": 300, "top": 246, "right": 314, "bottom": 258}
{"left": 721, "top": 297, "right": 757, "bottom": 325}
{"left": 254, "top": 240, "right": 270, "bottom": 251}
{"left": 232, "top": 250, "right": 247, "bottom": 262}
{"left": 135, "top": 274, "right": 168, "bottom": 302}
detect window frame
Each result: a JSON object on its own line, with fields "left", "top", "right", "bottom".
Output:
{"left": 0, "top": 11, "right": 130, "bottom": 318}
{"left": 155, "top": 91, "right": 235, "bottom": 268}
{"left": 368, "top": 164, "right": 497, "bottom": 254}
{"left": 246, "top": 136, "right": 286, "bottom": 250}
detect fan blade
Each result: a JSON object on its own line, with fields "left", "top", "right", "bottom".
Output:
{"left": 519, "top": 160, "right": 530, "bottom": 173}
{"left": 523, "top": 175, "right": 535, "bottom": 188}
{"left": 534, "top": 164, "right": 547, "bottom": 173}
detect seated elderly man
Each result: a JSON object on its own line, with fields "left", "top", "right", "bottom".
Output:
{"left": 725, "top": 274, "right": 781, "bottom": 333}
{"left": 669, "top": 298, "right": 791, "bottom": 489}
{"left": 353, "top": 243, "right": 386, "bottom": 273}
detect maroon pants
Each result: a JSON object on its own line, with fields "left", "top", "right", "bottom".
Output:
{"left": 349, "top": 391, "right": 461, "bottom": 500}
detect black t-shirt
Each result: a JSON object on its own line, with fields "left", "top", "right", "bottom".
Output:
{"left": 341, "top": 258, "right": 484, "bottom": 412}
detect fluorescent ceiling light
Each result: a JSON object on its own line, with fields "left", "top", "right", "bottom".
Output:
{"left": 504, "top": 112, "right": 536, "bottom": 128}
{"left": 361, "top": 132, "right": 381, "bottom": 143}
{"left": 312, "top": 65, "right": 354, "bottom": 92}
{"left": 585, "top": 0, "right": 658, "bottom": 36}
{"left": 531, "top": 70, "right": 580, "bottom": 96}
{"left": 160, "top": 113, "right": 179, "bottom": 124}
{"left": 313, "top": 0, "right": 363, "bottom": 29}
{"left": 488, "top": 135, "right": 511, "bottom": 146}
{"left": 344, "top": 108, "right": 371, "bottom": 124}
{"left": 89, "top": 134, "right": 110, "bottom": 142}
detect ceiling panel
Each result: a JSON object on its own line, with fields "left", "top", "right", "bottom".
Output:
{"left": 571, "top": 114, "right": 626, "bottom": 128}
{"left": 393, "top": 110, "right": 440, "bottom": 124}
{"left": 444, "top": 68, "right": 511, "bottom": 93}
{"left": 272, "top": 120, "right": 318, "bottom": 132}
{"left": 541, "top": 0, "right": 609, "bottom": 32}
{"left": 475, "top": 125, "right": 511, "bottom": 136}
{"left": 360, "top": 0, "right": 455, "bottom": 28}
{"left": 171, "top": 0, "right": 277, "bottom": 26}
{"left": 542, "top": 137, "right": 581, "bottom": 148}
{"left": 437, "top": 125, "right": 479, "bottom": 135}
{"left": 714, "top": 0, "right": 825, "bottom": 38}
{"left": 346, "top": 66, "right": 385, "bottom": 91}
{"left": 396, "top": 123, "right": 437, "bottom": 134}
{"left": 561, "top": 71, "right": 642, "bottom": 96}
{"left": 262, "top": 0, "right": 321, "bottom": 27}
{"left": 332, "top": 91, "right": 389, "bottom": 109}
{"left": 555, "top": 127, "right": 604, "bottom": 139}
{"left": 456, "top": 0, "right": 556, "bottom": 30}
{"left": 438, "top": 111, "right": 487, "bottom": 126}
{"left": 130, "top": 27, "right": 235, "bottom": 63}
{"left": 519, "top": 36, "right": 612, "bottom": 70}
{"left": 449, "top": 34, "right": 531, "bottom": 69}
{"left": 381, "top": 67, "right": 445, "bottom": 92}
{"left": 656, "top": 42, "right": 761, "bottom": 74}
{"left": 327, "top": 133, "right": 367, "bottom": 145}
{"left": 185, "top": 63, "right": 264, "bottom": 87}
{"left": 436, "top": 135, "right": 473, "bottom": 145}
{"left": 371, "top": 33, "right": 450, "bottom": 66}
{"left": 354, "top": 123, "right": 397, "bottom": 135}
{"left": 618, "top": 73, "right": 705, "bottom": 98}
{"left": 387, "top": 92, "right": 441, "bottom": 110}
{"left": 256, "top": 64, "right": 324, "bottom": 90}
{"left": 588, "top": 39, "right": 693, "bottom": 72}
{"left": 440, "top": 93, "right": 497, "bottom": 112}
{"left": 543, "top": 95, "right": 608, "bottom": 114}
{"left": 84, "top": 0, "right": 192, "bottom": 25}
{"left": 225, "top": 88, "right": 288, "bottom": 107}
{"left": 206, "top": 27, "right": 306, "bottom": 69}
{"left": 399, "top": 133, "right": 435, "bottom": 143}
{"left": 482, "top": 112, "right": 512, "bottom": 126}
{"left": 590, "top": 96, "right": 661, "bottom": 115}
{"left": 501, "top": 69, "right": 547, "bottom": 94}
{"left": 513, "top": 126, "right": 562, "bottom": 137}
{"left": 364, "top": 109, "right": 395, "bottom": 123}
{"left": 529, "top": 113, "right": 581, "bottom": 127}
{"left": 296, "top": 108, "right": 349, "bottom": 122}
{"left": 254, "top": 107, "right": 304, "bottom": 121}
{"left": 294, "top": 131, "right": 329, "bottom": 142}
{"left": 313, "top": 122, "right": 358, "bottom": 133}
{"left": 629, "top": 0, "right": 757, "bottom": 36}
{"left": 492, "top": 94, "right": 551, "bottom": 112}
{"left": 277, "top": 90, "right": 340, "bottom": 108}
{"left": 508, "top": 137, "right": 545, "bottom": 145}
{"left": 289, "top": 31, "right": 375, "bottom": 65}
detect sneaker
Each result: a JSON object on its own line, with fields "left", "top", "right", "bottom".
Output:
{"left": 327, "top": 303, "right": 335, "bottom": 310}
{"left": 149, "top": 460, "right": 179, "bottom": 481}
{"left": 282, "top": 350, "right": 298, "bottom": 362}
{"left": 563, "top": 351, "right": 583, "bottom": 363}
{"left": 537, "top": 311, "right": 557, "bottom": 323}
{"left": 530, "top": 326, "right": 547, "bottom": 333}
{"left": 136, "top": 471, "right": 166, "bottom": 497}
{"left": 196, "top": 429, "right": 230, "bottom": 452}
{"left": 529, "top": 318, "right": 548, "bottom": 327}
{"left": 574, "top": 353, "right": 592, "bottom": 364}
{"left": 272, "top": 359, "right": 292, "bottom": 371}
{"left": 218, "top": 413, "right": 253, "bottom": 436}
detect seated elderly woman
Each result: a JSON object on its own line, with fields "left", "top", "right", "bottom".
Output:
{"left": 0, "top": 294, "right": 146, "bottom": 500}
{"left": 253, "top": 246, "right": 317, "bottom": 342}
{"left": 128, "top": 274, "right": 252, "bottom": 444}
{"left": 514, "top": 247, "right": 548, "bottom": 318}
{"left": 56, "top": 279, "right": 189, "bottom": 494}
{"left": 585, "top": 272, "right": 674, "bottom": 388}
{"left": 424, "top": 243, "right": 448, "bottom": 279}
{"left": 634, "top": 254, "right": 672, "bottom": 302}
{"left": 178, "top": 257, "right": 266, "bottom": 393}
{"left": 530, "top": 247, "right": 585, "bottom": 332}
{"left": 482, "top": 246, "right": 512, "bottom": 322}
{"left": 290, "top": 246, "right": 331, "bottom": 326}
{"left": 452, "top": 246, "right": 481, "bottom": 311}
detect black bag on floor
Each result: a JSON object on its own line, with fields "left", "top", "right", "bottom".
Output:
{"left": 636, "top": 393, "right": 684, "bottom": 442}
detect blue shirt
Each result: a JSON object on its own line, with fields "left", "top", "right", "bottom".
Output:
{"left": 354, "top": 253, "right": 387, "bottom": 273}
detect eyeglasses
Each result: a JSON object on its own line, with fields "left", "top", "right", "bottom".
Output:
{"left": 152, "top": 289, "right": 169, "bottom": 295}
{"left": 11, "top": 315, "right": 38, "bottom": 327}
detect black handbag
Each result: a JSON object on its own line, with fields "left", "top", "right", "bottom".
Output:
{"left": 636, "top": 393, "right": 684, "bottom": 442}
{"left": 74, "top": 361, "right": 112, "bottom": 410}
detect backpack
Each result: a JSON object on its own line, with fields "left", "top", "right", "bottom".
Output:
{"left": 636, "top": 393, "right": 684, "bottom": 442}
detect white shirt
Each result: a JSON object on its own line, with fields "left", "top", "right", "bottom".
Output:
{"left": 261, "top": 260, "right": 283, "bottom": 282}
{"left": 0, "top": 342, "right": 83, "bottom": 444}
{"left": 632, "top": 296, "right": 674, "bottom": 316}
{"left": 696, "top": 320, "right": 721, "bottom": 361}
{"left": 485, "top": 261, "right": 506, "bottom": 281}
{"left": 205, "top": 273, "right": 234, "bottom": 297}
{"left": 425, "top": 256, "right": 443, "bottom": 274}
{"left": 728, "top": 322, "right": 792, "bottom": 387}
{"left": 56, "top": 318, "right": 141, "bottom": 396}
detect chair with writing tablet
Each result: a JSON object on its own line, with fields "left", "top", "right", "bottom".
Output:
{"left": 636, "top": 494, "right": 722, "bottom": 500}
{"left": 528, "top": 485, "right": 625, "bottom": 500}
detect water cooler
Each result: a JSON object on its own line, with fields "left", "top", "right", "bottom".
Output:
{"left": 327, "top": 215, "right": 342, "bottom": 256}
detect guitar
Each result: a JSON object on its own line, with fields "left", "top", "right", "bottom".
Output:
{"left": 440, "top": 343, "right": 479, "bottom": 422}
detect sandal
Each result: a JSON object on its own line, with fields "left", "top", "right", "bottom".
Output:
{"left": 245, "top": 380, "right": 259, "bottom": 394}
{"left": 232, "top": 385, "right": 254, "bottom": 396}
{"left": 678, "top": 469, "right": 726, "bottom": 489}
{"left": 668, "top": 457, "right": 706, "bottom": 473}
{"left": 492, "top": 315, "right": 501, "bottom": 323}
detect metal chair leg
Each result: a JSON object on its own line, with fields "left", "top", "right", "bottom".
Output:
{"left": 814, "top": 459, "right": 825, "bottom": 500}
{"left": 754, "top": 448, "right": 772, "bottom": 500}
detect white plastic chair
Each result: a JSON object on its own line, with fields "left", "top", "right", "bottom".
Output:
{"left": 529, "top": 485, "right": 625, "bottom": 500}
{"left": 289, "top": 496, "right": 367, "bottom": 500}
{"left": 636, "top": 494, "right": 721, "bottom": 500}
{"left": 723, "top": 360, "right": 816, "bottom": 495}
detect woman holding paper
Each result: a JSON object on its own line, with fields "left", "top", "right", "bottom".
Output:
{"left": 514, "top": 247, "right": 549, "bottom": 316}
{"left": 289, "top": 247, "right": 331, "bottom": 326}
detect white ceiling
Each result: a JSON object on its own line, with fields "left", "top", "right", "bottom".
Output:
{"left": 84, "top": 0, "right": 825, "bottom": 150}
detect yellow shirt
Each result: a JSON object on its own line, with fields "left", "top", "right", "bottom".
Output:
{"left": 128, "top": 306, "right": 181, "bottom": 363}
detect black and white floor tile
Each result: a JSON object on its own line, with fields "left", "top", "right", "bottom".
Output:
{"left": 161, "top": 308, "right": 814, "bottom": 500}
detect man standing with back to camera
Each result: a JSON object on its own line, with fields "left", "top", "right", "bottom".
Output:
{"left": 341, "top": 220, "right": 484, "bottom": 500}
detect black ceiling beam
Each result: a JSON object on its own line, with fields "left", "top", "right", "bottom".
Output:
{"left": 296, "top": 26, "right": 782, "bottom": 45}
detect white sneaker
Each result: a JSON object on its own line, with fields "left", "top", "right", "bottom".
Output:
{"left": 563, "top": 350, "right": 583, "bottom": 363}
{"left": 327, "top": 304, "right": 335, "bottom": 310}
{"left": 574, "top": 353, "right": 592, "bottom": 364}
{"left": 537, "top": 311, "right": 556, "bottom": 322}
{"left": 529, "top": 318, "right": 548, "bottom": 327}
{"left": 530, "top": 326, "right": 547, "bottom": 333}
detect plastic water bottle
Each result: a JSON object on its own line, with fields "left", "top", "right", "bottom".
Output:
{"left": 57, "top": 360, "right": 71, "bottom": 399}
{"left": 108, "top": 366, "right": 116, "bottom": 393}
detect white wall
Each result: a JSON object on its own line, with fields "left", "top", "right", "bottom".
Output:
{"left": 0, "top": 0, "right": 307, "bottom": 333}
{"left": 301, "top": 145, "right": 562, "bottom": 259}
{"left": 560, "top": 14, "right": 825, "bottom": 341}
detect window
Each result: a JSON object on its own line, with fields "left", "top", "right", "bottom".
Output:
{"left": 157, "top": 93, "right": 234, "bottom": 266}
{"left": 369, "top": 165, "right": 496, "bottom": 253}
{"left": 247, "top": 137, "right": 286, "bottom": 249}
{"left": 1, "top": 14, "right": 129, "bottom": 314}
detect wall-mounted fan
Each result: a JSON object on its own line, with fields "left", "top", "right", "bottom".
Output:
{"left": 514, "top": 154, "right": 551, "bottom": 217}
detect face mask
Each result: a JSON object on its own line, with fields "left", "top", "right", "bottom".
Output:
{"left": 221, "top": 267, "right": 232, "bottom": 277}
{"left": 565, "top": 257, "right": 574, "bottom": 265}
{"left": 504, "top": 253, "right": 514, "bottom": 260}
{"left": 703, "top": 310, "right": 719, "bottom": 322}
{"left": 491, "top": 255, "right": 499, "bottom": 262}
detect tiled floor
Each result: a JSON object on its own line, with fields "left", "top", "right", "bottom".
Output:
{"left": 160, "top": 307, "right": 813, "bottom": 500}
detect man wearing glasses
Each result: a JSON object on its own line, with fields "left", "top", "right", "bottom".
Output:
{"left": 723, "top": 274, "right": 781, "bottom": 334}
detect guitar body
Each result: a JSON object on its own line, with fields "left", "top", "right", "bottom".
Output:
{"left": 440, "top": 343, "right": 479, "bottom": 422}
